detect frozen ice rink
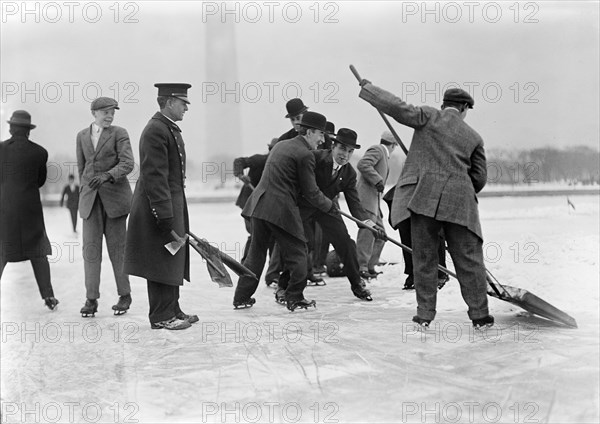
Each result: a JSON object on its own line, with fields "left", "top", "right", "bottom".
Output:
{"left": 1, "top": 194, "right": 599, "bottom": 423}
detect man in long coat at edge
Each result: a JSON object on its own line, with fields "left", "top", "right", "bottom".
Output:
{"left": 124, "top": 83, "right": 197, "bottom": 331}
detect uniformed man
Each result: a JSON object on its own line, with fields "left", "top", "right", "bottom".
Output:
{"left": 124, "top": 83, "right": 196, "bottom": 330}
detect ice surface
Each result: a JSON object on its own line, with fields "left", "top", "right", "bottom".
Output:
{"left": 1, "top": 195, "right": 598, "bottom": 423}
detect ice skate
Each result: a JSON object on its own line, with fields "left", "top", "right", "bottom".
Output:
{"left": 233, "top": 297, "right": 256, "bottom": 309}
{"left": 44, "top": 297, "right": 59, "bottom": 311}
{"left": 359, "top": 270, "right": 378, "bottom": 281}
{"left": 176, "top": 312, "right": 199, "bottom": 324}
{"left": 437, "top": 274, "right": 449, "bottom": 290}
{"left": 286, "top": 298, "right": 316, "bottom": 312}
{"left": 80, "top": 299, "right": 98, "bottom": 317}
{"left": 151, "top": 317, "right": 191, "bottom": 330}
{"left": 352, "top": 280, "right": 373, "bottom": 301}
{"left": 312, "top": 265, "right": 327, "bottom": 276}
{"left": 112, "top": 294, "right": 131, "bottom": 315}
{"left": 402, "top": 275, "right": 415, "bottom": 290}
{"left": 472, "top": 315, "right": 494, "bottom": 329}
{"left": 274, "top": 288, "right": 287, "bottom": 305}
{"left": 412, "top": 315, "right": 432, "bottom": 328}
{"left": 306, "top": 274, "right": 326, "bottom": 286}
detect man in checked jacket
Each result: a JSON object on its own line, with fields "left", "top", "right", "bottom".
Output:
{"left": 358, "top": 81, "right": 493, "bottom": 329}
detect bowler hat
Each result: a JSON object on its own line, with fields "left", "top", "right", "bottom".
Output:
{"left": 6, "top": 110, "right": 36, "bottom": 129}
{"left": 299, "top": 111, "right": 327, "bottom": 132}
{"left": 155, "top": 83, "right": 192, "bottom": 104}
{"left": 285, "top": 98, "right": 308, "bottom": 118}
{"left": 443, "top": 88, "right": 474, "bottom": 109}
{"left": 380, "top": 130, "right": 397, "bottom": 145}
{"left": 90, "top": 97, "right": 120, "bottom": 111}
{"left": 333, "top": 128, "right": 361, "bottom": 149}
{"left": 325, "top": 121, "right": 336, "bottom": 135}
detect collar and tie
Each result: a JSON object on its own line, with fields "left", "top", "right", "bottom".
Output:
{"left": 91, "top": 123, "right": 103, "bottom": 150}
{"left": 331, "top": 162, "right": 341, "bottom": 180}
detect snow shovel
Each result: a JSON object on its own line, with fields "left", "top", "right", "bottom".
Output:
{"left": 340, "top": 211, "right": 577, "bottom": 328}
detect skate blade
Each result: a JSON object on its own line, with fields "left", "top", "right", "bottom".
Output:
{"left": 113, "top": 310, "right": 128, "bottom": 315}
{"left": 473, "top": 323, "right": 494, "bottom": 330}
{"left": 307, "top": 281, "right": 327, "bottom": 287}
{"left": 81, "top": 313, "right": 96, "bottom": 318}
{"left": 233, "top": 303, "right": 254, "bottom": 310}
{"left": 288, "top": 302, "right": 317, "bottom": 312}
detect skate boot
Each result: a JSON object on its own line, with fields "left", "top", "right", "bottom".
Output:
{"left": 274, "top": 288, "right": 287, "bottom": 305}
{"left": 112, "top": 294, "right": 132, "bottom": 315}
{"left": 44, "top": 297, "right": 59, "bottom": 311}
{"left": 176, "top": 312, "right": 199, "bottom": 324}
{"left": 402, "top": 275, "right": 415, "bottom": 290}
{"left": 412, "top": 315, "right": 432, "bottom": 328}
{"left": 359, "top": 270, "right": 378, "bottom": 281}
{"left": 151, "top": 317, "right": 191, "bottom": 330}
{"left": 265, "top": 280, "right": 278, "bottom": 288}
{"left": 472, "top": 315, "right": 494, "bottom": 329}
{"left": 233, "top": 297, "right": 256, "bottom": 309}
{"left": 351, "top": 279, "right": 373, "bottom": 301}
{"left": 437, "top": 274, "right": 450, "bottom": 290}
{"left": 287, "top": 298, "right": 317, "bottom": 312}
{"left": 307, "top": 274, "right": 326, "bottom": 286}
{"left": 80, "top": 299, "right": 98, "bottom": 317}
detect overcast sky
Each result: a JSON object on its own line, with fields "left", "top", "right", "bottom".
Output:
{"left": 1, "top": 1, "right": 599, "bottom": 166}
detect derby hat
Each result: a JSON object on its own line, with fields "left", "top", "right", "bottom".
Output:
{"left": 299, "top": 111, "right": 327, "bottom": 132}
{"left": 90, "top": 97, "right": 119, "bottom": 111}
{"left": 325, "top": 121, "right": 336, "bottom": 135}
{"left": 333, "top": 128, "right": 361, "bottom": 149}
{"left": 7, "top": 110, "right": 36, "bottom": 129}
{"left": 285, "top": 98, "right": 308, "bottom": 118}
{"left": 155, "top": 83, "right": 192, "bottom": 104}
{"left": 443, "top": 88, "right": 474, "bottom": 109}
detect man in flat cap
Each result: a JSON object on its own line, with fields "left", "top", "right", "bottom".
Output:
{"left": 358, "top": 81, "right": 492, "bottom": 328}
{"left": 124, "top": 83, "right": 196, "bottom": 330}
{"left": 0, "top": 111, "right": 59, "bottom": 310}
{"left": 76, "top": 97, "right": 134, "bottom": 317}
{"left": 234, "top": 111, "right": 335, "bottom": 312}
{"left": 356, "top": 130, "right": 397, "bottom": 279}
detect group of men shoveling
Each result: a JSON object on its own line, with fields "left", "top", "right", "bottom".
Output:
{"left": 0, "top": 77, "right": 494, "bottom": 331}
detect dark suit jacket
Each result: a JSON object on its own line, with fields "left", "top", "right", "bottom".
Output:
{"left": 242, "top": 136, "right": 333, "bottom": 241}
{"left": 360, "top": 83, "right": 487, "bottom": 238}
{"left": 233, "top": 153, "right": 268, "bottom": 209}
{"left": 278, "top": 128, "right": 297, "bottom": 142}
{"left": 60, "top": 184, "right": 80, "bottom": 210}
{"left": 299, "top": 149, "right": 369, "bottom": 222}
{"left": 124, "top": 113, "right": 189, "bottom": 285}
{"left": 0, "top": 136, "right": 51, "bottom": 261}
{"left": 76, "top": 124, "right": 134, "bottom": 219}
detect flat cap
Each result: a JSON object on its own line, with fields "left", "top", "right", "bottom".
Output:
{"left": 443, "top": 88, "right": 474, "bottom": 109}
{"left": 380, "top": 130, "right": 397, "bottom": 145}
{"left": 90, "top": 97, "right": 119, "bottom": 111}
{"left": 154, "top": 83, "right": 192, "bottom": 104}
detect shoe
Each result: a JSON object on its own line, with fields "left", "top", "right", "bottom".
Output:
{"left": 151, "top": 317, "right": 192, "bottom": 330}
{"left": 402, "top": 275, "right": 414, "bottom": 290}
{"left": 412, "top": 315, "right": 432, "bottom": 328}
{"left": 112, "top": 294, "right": 132, "bottom": 315}
{"left": 437, "top": 274, "right": 450, "bottom": 290}
{"left": 265, "top": 280, "right": 278, "bottom": 288}
{"left": 176, "top": 312, "right": 199, "bottom": 324}
{"left": 80, "top": 299, "right": 98, "bottom": 317}
{"left": 286, "top": 298, "right": 317, "bottom": 312}
{"left": 472, "top": 315, "right": 495, "bottom": 329}
{"left": 274, "top": 288, "right": 287, "bottom": 305}
{"left": 351, "top": 280, "right": 373, "bottom": 301}
{"left": 368, "top": 268, "right": 383, "bottom": 275}
{"left": 307, "top": 274, "right": 326, "bottom": 286}
{"left": 312, "top": 265, "right": 327, "bottom": 275}
{"left": 44, "top": 297, "right": 59, "bottom": 310}
{"left": 359, "top": 270, "right": 378, "bottom": 280}
{"left": 233, "top": 297, "right": 256, "bottom": 309}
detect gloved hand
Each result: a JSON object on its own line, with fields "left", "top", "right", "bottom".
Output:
{"left": 359, "top": 78, "right": 371, "bottom": 87}
{"left": 373, "top": 225, "right": 386, "bottom": 240}
{"left": 239, "top": 175, "right": 252, "bottom": 185}
{"left": 156, "top": 217, "right": 174, "bottom": 234}
{"left": 328, "top": 202, "right": 339, "bottom": 215}
{"left": 88, "top": 172, "right": 112, "bottom": 190}
{"left": 375, "top": 181, "right": 385, "bottom": 193}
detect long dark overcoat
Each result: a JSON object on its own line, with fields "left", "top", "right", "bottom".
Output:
{"left": 124, "top": 113, "right": 189, "bottom": 285}
{"left": 0, "top": 136, "right": 52, "bottom": 261}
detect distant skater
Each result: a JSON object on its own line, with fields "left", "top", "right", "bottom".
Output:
{"left": 60, "top": 174, "right": 80, "bottom": 233}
